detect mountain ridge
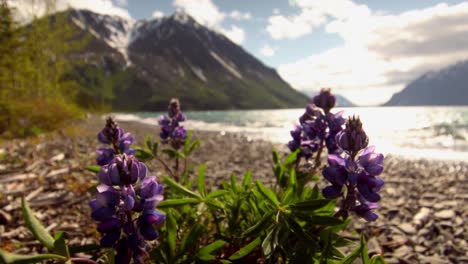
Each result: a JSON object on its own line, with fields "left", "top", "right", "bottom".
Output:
{"left": 384, "top": 60, "right": 468, "bottom": 106}
{"left": 60, "top": 9, "right": 308, "bottom": 111}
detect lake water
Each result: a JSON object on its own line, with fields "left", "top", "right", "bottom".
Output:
{"left": 114, "top": 107, "right": 468, "bottom": 160}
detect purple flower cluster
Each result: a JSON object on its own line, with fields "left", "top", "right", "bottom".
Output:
{"left": 288, "top": 89, "right": 345, "bottom": 160}
{"left": 91, "top": 122, "right": 165, "bottom": 264}
{"left": 159, "top": 98, "right": 187, "bottom": 149}
{"left": 322, "top": 116, "right": 384, "bottom": 221}
{"left": 96, "top": 117, "right": 135, "bottom": 166}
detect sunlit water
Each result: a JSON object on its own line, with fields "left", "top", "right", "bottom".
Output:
{"left": 114, "top": 107, "right": 468, "bottom": 160}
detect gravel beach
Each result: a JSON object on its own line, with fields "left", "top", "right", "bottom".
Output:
{"left": 0, "top": 115, "right": 467, "bottom": 263}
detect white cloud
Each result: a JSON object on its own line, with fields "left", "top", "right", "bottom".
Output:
{"left": 172, "top": 0, "right": 246, "bottom": 44}
{"left": 152, "top": 10, "right": 165, "bottom": 19}
{"left": 229, "top": 10, "right": 251, "bottom": 21}
{"left": 260, "top": 44, "right": 275, "bottom": 57}
{"left": 277, "top": 1, "right": 468, "bottom": 105}
{"left": 8, "top": 0, "right": 132, "bottom": 22}
{"left": 221, "top": 25, "right": 245, "bottom": 45}
{"left": 273, "top": 8, "right": 280, "bottom": 15}
{"left": 173, "top": 0, "right": 224, "bottom": 28}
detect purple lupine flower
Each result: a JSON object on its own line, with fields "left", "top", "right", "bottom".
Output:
{"left": 321, "top": 116, "right": 384, "bottom": 222}
{"left": 336, "top": 116, "right": 369, "bottom": 156}
{"left": 91, "top": 123, "right": 165, "bottom": 264}
{"left": 96, "top": 117, "right": 136, "bottom": 165}
{"left": 158, "top": 98, "right": 187, "bottom": 149}
{"left": 287, "top": 89, "right": 345, "bottom": 162}
{"left": 313, "top": 88, "right": 336, "bottom": 114}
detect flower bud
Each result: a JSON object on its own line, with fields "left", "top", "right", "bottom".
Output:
{"left": 336, "top": 116, "right": 369, "bottom": 154}
{"left": 313, "top": 88, "right": 336, "bottom": 113}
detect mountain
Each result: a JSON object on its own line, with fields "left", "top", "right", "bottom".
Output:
{"left": 62, "top": 10, "right": 308, "bottom": 111}
{"left": 384, "top": 61, "right": 468, "bottom": 106}
{"left": 304, "top": 91, "right": 355, "bottom": 107}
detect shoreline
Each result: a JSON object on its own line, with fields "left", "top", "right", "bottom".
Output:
{"left": 0, "top": 116, "right": 467, "bottom": 263}
{"left": 111, "top": 112, "right": 468, "bottom": 162}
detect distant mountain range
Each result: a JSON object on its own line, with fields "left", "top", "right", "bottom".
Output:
{"left": 59, "top": 10, "right": 308, "bottom": 111}
{"left": 384, "top": 61, "right": 468, "bottom": 106}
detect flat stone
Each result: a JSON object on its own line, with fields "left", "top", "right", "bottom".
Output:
{"left": 415, "top": 245, "right": 427, "bottom": 253}
{"left": 393, "top": 245, "right": 412, "bottom": 258}
{"left": 413, "top": 207, "right": 432, "bottom": 226}
{"left": 399, "top": 223, "right": 417, "bottom": 234}
{"left": 435, "top": 210, "right": 456, "bottom": 219}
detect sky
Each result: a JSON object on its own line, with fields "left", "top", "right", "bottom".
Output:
{"left": 8, "top": 0, "right": 468, "bottom": 105}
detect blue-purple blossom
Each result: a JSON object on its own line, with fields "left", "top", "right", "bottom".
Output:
{"left": 91, "top": 122, "right": 165, "bottom": 264}
{"left": 288, "top": 90, "right": 345, "bottom": 161}
{"left": 322, "top": 117, "right": 384, "bottom": 221}
{"left": 313, "top": 88, "right": 336, "bottom": 114}
{"left": 96, "top": 117, "right": 135, "bottom": 165}
{"left": 158, "top": 98, "right": 187, "bottom": 149}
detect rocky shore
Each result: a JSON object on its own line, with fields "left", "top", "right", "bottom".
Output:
{"left": 0, "top": 116, "right": 467, "bottom": 263}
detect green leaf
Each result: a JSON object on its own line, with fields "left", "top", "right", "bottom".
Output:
{"left": 242, "top": 211, "right": 274, "bottom": 237}
{"left": 162, "top": 149, "right": 185, "bottom": 159}
{"left": 289, "top": 168, "right": 297, "bottom": 188}
{"left": 272, "top": 149, "right": 279, "bottom": 164}
{"left": 197, "top": 240, "right": 227, "bottom": 260}
{"left": 340, "top": 241, "right": 362, "bottom": 264}
{"left": 284, "top": 150, "right": 299, "bottom": 166}
{"left": 68, "top": 244, "right": 99, "bottom": 254}
{"left": 255, "top": 181, "right": 279, "bottom": 207}
{"left": 197, "top": 164, "right": 207, "bottom": 196}
{"left": 370, "top": 255, "right": 386, "bottom": 264}
{"left": 163, "top": 176, "right": 201, "bottom": 199}
{"left": 289, "top": 199, "right": 334, "bottom": 211}
{"left": 145, "top": 134, "right": 152, "bottom": 150}
{"left": 229, "top": 238, "right": 261, "bottom": 260}
{"left": 135, "top": 148, "right": 154, "bottom": 161}
{"left": 166, "top": 210, "right": 177, "bottom": 256}
{"left": 21, "top": 197, "right": 55, "bottom": 250}
{"left": 361, "top": 235, "right": 370, "bottom": 264}
{"left": 230, "top": 174, "right": 239, "bottom": 194}
{"left": 206, "top": 190, "right": 228, "bottom": 200}
{"left": 158, "top": 198, "right": 200, "bottom": 208}
{"left": 187, "top": 140, "right": 200, "bottom": 156}
{"left": 53, "top": 231, "right": 70, "bottom": 258}
{"left": 261, "top": 228, "right": 276, "bottom": 257}
{"left": 180, "top": 224, "right": 204, "bottom": 253}
{"left": 241, "top": 171, "right": 252, "bottom": 188}
{"left": 85, "top": 165, "right": 101, "bottom": 173}
{"left": 205, "top": 200, "right": 225, "bottom": 210}
{"left": 0, "top": 250, "right": 66, "bottom": 264}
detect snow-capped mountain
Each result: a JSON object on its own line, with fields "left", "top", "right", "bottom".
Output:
{"left": 65, "top": 9, "right": 307, "bottom": 110}
{"left": 384, "top": 61, "right": 468, "bottom": 106}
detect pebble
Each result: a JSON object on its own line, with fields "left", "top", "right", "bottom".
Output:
{"left": 434, "top": 210, "right": 456, "bottom": 219}
{"left": 413, "top": 207, "right": 432, "bottom": 227}
{"left": 399, "top": 223, "right": 416, "bottom": 234}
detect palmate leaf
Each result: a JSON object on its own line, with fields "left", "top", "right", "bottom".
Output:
{"left": 21, "top": 197, "right": 55, "bottom": 250}
{"left": 205, "top": 190, "right": 228, "bottom": 200}
{"left": 0, "top": 250, "right": 66, "bottom": 264}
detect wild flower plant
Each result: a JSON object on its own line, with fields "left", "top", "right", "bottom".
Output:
{"left": 0, "top": 95, "right": 386, "bottom": 264}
